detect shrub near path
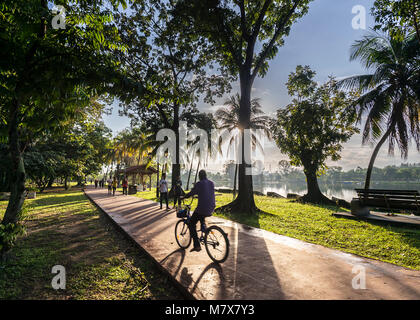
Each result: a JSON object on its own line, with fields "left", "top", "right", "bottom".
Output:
{"left": 0, "top": 188, "right": 183, "bottom": 300}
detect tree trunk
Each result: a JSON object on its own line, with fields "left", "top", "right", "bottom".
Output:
{"left": 47, "top": 176, "right": 54, "bottom": 188}
{"left": 186, "top": 159, "right": 193, "bottom": 190}
{"left": 64, "top": 176, "right": 69, "bottom": 190}
{"left": 364, "top": 125, "right": 394, "bottom": 189}
{"left": 301, "top": 168, "right": 332, "bottom": 204}
{"left": 156, "top": 162, "right": 160, "bottom": 198}
{"left": 233, "top": 163, "right": 238, "bottom": 199}
{"left": 1, "top": 103, "right": 26, "bottom": 226}
{"left": 171, "top": 104, "right": 180, "bottom": 193}
{"left": 221, "top": 71, "right": 257, "bottom": 214}
{"left": 194, "top": 160, "right": 200, "bottom": 185}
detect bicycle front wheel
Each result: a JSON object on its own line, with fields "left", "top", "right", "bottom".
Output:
{"left": 204, "top": 226, "right": 229, "bottom": 263}
{"left": 175, "top": 220, "right": 191, "bottom": 249}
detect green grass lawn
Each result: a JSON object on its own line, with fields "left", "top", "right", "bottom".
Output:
{"left": 132, "top": 188, "right": 420, "bottom": 270}
{"left": 0, "top": 188, "right": 183, "bottom": 300}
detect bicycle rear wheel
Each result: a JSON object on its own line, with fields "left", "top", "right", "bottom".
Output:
{"left": 175, "top": 220, "right": 192, "bottom": 249}
{"left": 204, "top": 226, "right": 229, "bottom": 263}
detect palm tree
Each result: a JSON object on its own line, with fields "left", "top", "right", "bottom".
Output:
{"left": 112, "top": 128, "right": 156, "bottom": 185}
{"left": 127, "top": 128, "right": 154, "bottom": 166}
{"left": 339, "top": 32, "right": 420, "bottom": 189}
{"left": 215, "top": 94, "right": 272, "bottom": 198}
{"left": 185, "top": 113, "right": 218, "bottom": 190}
{"left": 185, "top": 144, "right": 201, "bottom": 191}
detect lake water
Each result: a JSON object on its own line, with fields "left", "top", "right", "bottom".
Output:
{"left": 218, "top": 181, "right": 420, "bottom": 202}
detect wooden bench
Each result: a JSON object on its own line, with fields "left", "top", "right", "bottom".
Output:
{"left": 352, "top": 189, "right": 420, "bottom": 216}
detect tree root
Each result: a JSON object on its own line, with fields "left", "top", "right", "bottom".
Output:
{"left": 298, "top": 193, "right": 337, "bottom": 206}
{"left": 216, "top": 197, "right": 260, "bottom": 215}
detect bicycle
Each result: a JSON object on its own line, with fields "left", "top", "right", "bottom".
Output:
{"left": 174, "top": 196, "right": 230, "bottom": 263}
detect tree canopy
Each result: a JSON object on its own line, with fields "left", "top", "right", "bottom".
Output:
{"left": 0, "top": 0, "right": 129, "bottom": 254}
{"left": 372, "top": 0, "right": 420, "bottom": 44}
{"left": 173, "top": 0, "right": 313, "bottom": 214}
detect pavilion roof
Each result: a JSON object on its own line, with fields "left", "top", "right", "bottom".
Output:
{"left": 118, "top": 165, "right": 158, "bottom": 175}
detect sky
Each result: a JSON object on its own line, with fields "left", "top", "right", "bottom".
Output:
{"left": 103, "top": 0, "right": 420, "bottom": 172}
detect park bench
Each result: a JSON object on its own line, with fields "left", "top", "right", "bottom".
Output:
{"left": 351, "top": 189, "right": 420, "bottom": 216}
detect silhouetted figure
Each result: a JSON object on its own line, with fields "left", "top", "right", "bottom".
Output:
{"left": 183, "top": 170, "right": 215, "bottom": 252}
{"left": 122, "top": 177, "right": 128, "bottom": 195}
{"left": 107, "top": 178, "right": 112, "bottom": 195}
{"left": 112, "top": 177, "right": 117, "bottom": 196}
{"left": 174, "top": 176, "right": 184, "bottom": 209}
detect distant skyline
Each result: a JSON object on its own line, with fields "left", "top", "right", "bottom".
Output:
{"left": 103, "top": 0, "right": 419, "bottom": 172}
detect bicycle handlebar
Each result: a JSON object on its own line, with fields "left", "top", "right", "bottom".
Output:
{"left": 180, "top": 195, "right": 196, "bottom": 204}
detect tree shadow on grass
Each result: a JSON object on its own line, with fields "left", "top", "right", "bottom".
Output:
{"left": 30, "top": 194, "right": 86, "bottom": 208}
{"left": 0, "top": 189, "right": 184, "bottom": 300}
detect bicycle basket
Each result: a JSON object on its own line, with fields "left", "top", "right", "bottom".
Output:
{"left": 176, "top": 208, "right": 188, "bottom": 218}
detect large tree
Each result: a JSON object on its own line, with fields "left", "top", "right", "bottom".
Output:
{"left": 0, "top": 0, "right": 127, "bottom": 255}
{"left": 174, "top": 0, "right": 312, "bottom": 214}
{"left": 272, "top": 66, "right": 359, "bottom": 204}
{"left": 339, "top": 32, "right": 420, "bottom": 189}
{"left": 115, "top": 0, "right": 230, "bottom": 188}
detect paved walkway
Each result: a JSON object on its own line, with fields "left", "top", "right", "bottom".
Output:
{"left": 84, "top": 187, "right": 420, "bottom": 300}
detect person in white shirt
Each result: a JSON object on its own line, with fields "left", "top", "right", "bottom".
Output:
{"left": 159, "top": 173, "right": 169, "bottom": 210}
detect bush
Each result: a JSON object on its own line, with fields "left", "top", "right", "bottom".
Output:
{"left": 0, "top": 207, "right": 28, "bottom": 258}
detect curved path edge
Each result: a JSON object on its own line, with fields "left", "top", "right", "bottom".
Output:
{"left": 84, "top": 187, "right": 420, "bottom": 300}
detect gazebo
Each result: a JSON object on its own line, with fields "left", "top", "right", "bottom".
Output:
{"left": 117, "top": 165, "right": 158, "bottom": 193}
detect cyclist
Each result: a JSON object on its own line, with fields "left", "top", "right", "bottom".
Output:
{"left": 183, "top": 170, "right": 215, "bottom": 252}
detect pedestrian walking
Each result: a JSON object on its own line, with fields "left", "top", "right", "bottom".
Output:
{"left": 173, "top": 176, "right": 184, "bottom": 210}
{"left": 112, "top": 177, "right": 117, "bottom": 196}
{"left": 159, "top": 173, "right": 169, "bottom": 210}
{"left": 122, "top": 177, "right": 128, "bottom": 195}
{"left": 107, "top": 178, "right": 112, "bottom": 195}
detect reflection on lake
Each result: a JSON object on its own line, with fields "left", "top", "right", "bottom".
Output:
{"left": 219, "top": 181, "right": 420, "bottom": 202}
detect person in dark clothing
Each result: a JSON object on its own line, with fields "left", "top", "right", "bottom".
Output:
{"left": 183, "top": 170, "right": 215, "bottom": 252}
{"left": 173, "top": 176, "right": 184, "bottom": 209}
{"left": 112, "top": 177, "right": 117, "bottom": 196}
{"left": 122, "top": 177, "right": 128, "bottom": 195}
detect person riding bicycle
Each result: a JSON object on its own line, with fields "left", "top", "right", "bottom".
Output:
{"left": 183, "top": 170, "right": 215, "bottom": 252}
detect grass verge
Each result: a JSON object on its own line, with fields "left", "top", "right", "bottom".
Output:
{"left": 0, "top": 188, "right": 184, "bottom": 300}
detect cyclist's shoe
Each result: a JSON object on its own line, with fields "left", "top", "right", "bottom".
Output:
{"left": 190, "top": 246, "right": 201, "bottom": 252}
